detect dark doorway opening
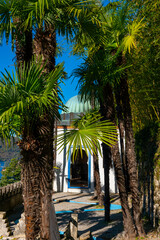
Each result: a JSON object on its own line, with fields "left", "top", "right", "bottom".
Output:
{"left": 70, "top": 149, "right": 88, "bottom": 188}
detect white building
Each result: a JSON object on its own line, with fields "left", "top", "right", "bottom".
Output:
{"left": 53, "top": 95, "right": 117, "bottom": 194}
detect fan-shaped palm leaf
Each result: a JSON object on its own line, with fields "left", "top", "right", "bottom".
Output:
{"left": 57, "top": 111, "right": 117, "bottom": 159}
{"left": 0, "top": 0, "right": 15, "bottom": 44}
{"left": 122, "top": 17, "right": 145, "bottom": 53}
{"left": 22, "top": 0, "right": 106, "bottom": 48}
{"left": 0, "top": 59, "right": 64, "bottom": 136}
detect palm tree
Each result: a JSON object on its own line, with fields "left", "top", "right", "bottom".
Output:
{"left": 57, "top": 110, "right": 118, "bottom": 159}
{"left": 102, "top": 5, "right": 145, "bottom": 235}
{"left": 0, "top": 0, "right": 104, "bottom": 238}
{"left": 74, "top": 52, "right": 136, "bottom": 235}
{"left": 72, "top": 3, "right": 146, "bottom": 235}
{"left": 0, "top": 60, "right": 64, "bottom": 239}
{"left": 26, "top": 2, "right": 105, "bottom": 238}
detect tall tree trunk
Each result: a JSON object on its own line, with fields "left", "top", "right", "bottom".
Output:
{"left": 119, "top": 68, "right": 145, "bottom": 236}
{"left": 93, "top": 152, "right": 103, "bottom": 205}
{"left": 33, "top": 26, "right": 56, "bottom": 73}
{"left": 32, "top": 25, "right": 60, "bottom": 239}
{"left": 20, "top": 145, "right": 41, "bottom": 239}
{"left": 147, "top": 173, "right": 151, "bottom": 220}
{"left": 151, "top": 168, "right": 154, "bottom": 226}
{"left": 91, "top": 96, "right": 103, "bottom": 205}
{"left": 101, "top": 143, "right": 111, "bottom": 222}
{"left": 13, "top": 17, "right": 33, "bottom": 66}
{"left": 111, "top": 142, "right": 136, "bottom": 238}
{"left": 99, "top": 83, "right": 114, "bottom": 222}
{"left": 19, "top": 114, "right": 60, "bottom": 239}
{"left": 100, "top": 83, "right": 136, "bottom": 237}
{"left": 142, "top": 179, "right": 146, "bottom": 216}
{"left": 115, "top": 86, "right": 130, "bottom": 193}
{"left": 14, "top": 17, "right": 59, "bottom": 239}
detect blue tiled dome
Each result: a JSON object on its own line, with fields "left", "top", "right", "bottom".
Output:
{"left": 63, "top": 95, "right": 93, "bottom": 113}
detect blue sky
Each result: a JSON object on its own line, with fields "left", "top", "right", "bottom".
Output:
{"left": 56, "top": 35, "right": 84, "bottom": 103}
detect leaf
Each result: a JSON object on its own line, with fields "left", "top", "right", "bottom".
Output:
{"left": 57, "top": 111, "right": 117, "bottom": 159}
{"left": 0, "top": 59, "right": 63, "bottom": 138}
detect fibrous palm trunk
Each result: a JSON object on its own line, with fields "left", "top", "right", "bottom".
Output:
{"left": 91, "top": 96, "right": 103, "bottom": 205}
{"left": 14, "top": 23, "right": 42, "bottom": 238}
{"left": 13, "top": 17, "right": 33, "bottom": 66}
{"left": 100, "top": 83, "right": 136, "bottom": 237}
{"left": 101, "top": 142, "right": 111, "bottom": 222}
{"left": 115, "top": 87, "right": 130, "bottom": 193}
{"left": 20, "top": 115, "right": 59, "bottom": 239}
{"left": 33, "top": 26, "right": 56, "bottom": 73}
{"left": 119, "top": 73, "right": 145, "bottom": 236}
{"left": 93, "top": 152, "right": 104, "bottom": 206}
{"left": 20, "top": 136, "right": 41, "bottom": 238}
{"left": 15, "top": 21, "right": 60, "bottom": 238}
{"left": 32, "top": 25, "right": 60, "bottom": 239}
{"left": 99, "top": 83, "right": 113, "bottom": 222}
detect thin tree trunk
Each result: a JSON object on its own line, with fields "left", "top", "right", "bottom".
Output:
{"left": 115, "top": 87, "right": 130, "bottom": 193}
{"left": 93, "top": 152, "right": 103, "bottom": 206}
{"left": 99, "top": 83, "right": 113, "bottom": 222}
{"left": 111, "top": 142, "right": 136, "bottom": 238}
{"left": 147, "top": 173, "right": 151, "bottom": 220}
{"left": 119, "top": 69, "right": 145, "bottom": 236}
{"left": 151, "top": 169, "right": 154, "bottom": 226}
{"left": 142, "top": 182, "right": 146, "bottom": 216}
{"left": 100, "top": 83, "right": 136, "bottom": 237}
{"left": 102, "top": 143, "right": 111, "bottom": 222}
{"left": 91, "top": 95, "right": 103, "bottom": 205}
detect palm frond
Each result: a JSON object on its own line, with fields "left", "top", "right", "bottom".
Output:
{"left": 0, "top": 59, "right": 64, "bottom": 137}
{"left": 0, "top": 0, "right": 16, "bottom": 44}
{"left": 122, "top": 18, "right": 145, "bottom": 53}
{"left": 57, "top": 111, "right": 118, "bottom": 159}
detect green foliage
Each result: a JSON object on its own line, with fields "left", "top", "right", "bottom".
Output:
{"left": 0, "top": 0, "right": 104, "bottom": 57}
{"left": 73, "top": 49, "right": 129, "bottom": 104}
{"left": 0, "top": 59, "right": 64, "bottom": 137}
{"left": 0, "top": 158, "right": 21, "bottom": 187}
{"left": 127, "top": 0, "right": 160, "bottom": 131}
{"left": 72, "top": 2, "right": 145, "bottom": 107}
{"left": 57, "top": 111, "right": 117, "bottom": 159}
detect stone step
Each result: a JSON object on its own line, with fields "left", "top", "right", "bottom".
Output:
{"left": 0, "top": 211, "right": 6, "bottom": 219}
{"left": 0, "top": 219, "right": 12, "bottom": 236}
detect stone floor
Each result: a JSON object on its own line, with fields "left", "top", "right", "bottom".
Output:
{"left": 1, "top": 192, "right": 160, "bottom": 240}
{"left": 3, "top": 192, "right": 123, "bottom": 239}
{"left": 53, "top": 192, "right": 123, "bottom": 239}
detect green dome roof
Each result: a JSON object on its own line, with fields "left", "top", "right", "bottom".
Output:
{"left": 63, "top": 95, "right": 92, "bottom": 113}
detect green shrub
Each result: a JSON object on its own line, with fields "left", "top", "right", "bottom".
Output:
{"left": 0, "top": 158, "right": 21, "bottom": 187}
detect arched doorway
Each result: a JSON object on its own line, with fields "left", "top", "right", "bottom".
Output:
{"left": 70, "top": 149, "right": 88, "bottom": 188}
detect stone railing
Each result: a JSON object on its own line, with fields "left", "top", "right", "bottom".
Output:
{"left": 0, "top": 181, "right": 22, "bottom": 200}
{"left": 0, "top": 182, "right": 23, "bottom": 237}
{"left": 0, "top": 182, "right": 22, "bottom": 212}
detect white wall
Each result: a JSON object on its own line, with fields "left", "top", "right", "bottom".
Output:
{"left": 53, "top": 127, "right": 117, "bottom": 193}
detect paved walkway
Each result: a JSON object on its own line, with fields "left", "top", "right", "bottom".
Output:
{"left": 2, "top": 192, "right": 160, "bottom": 239}
{"left": 53, "top": 192, "right": 123, "bottom": 239}
{"left": 4, "top": 192, "right": 122, "bottom": 239}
